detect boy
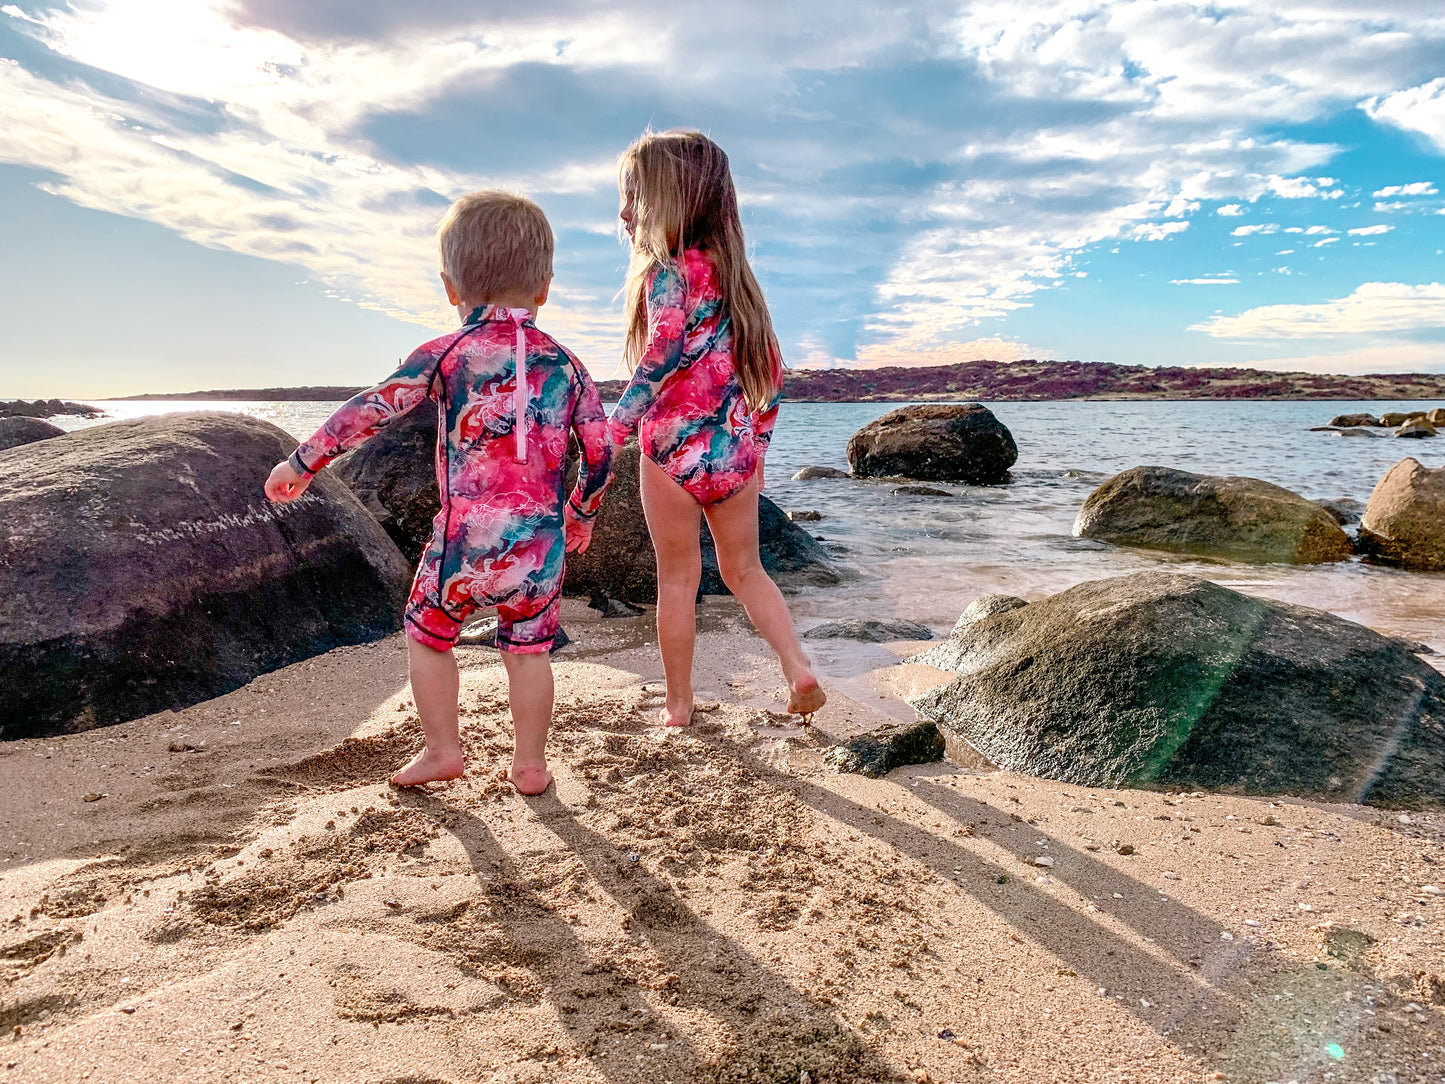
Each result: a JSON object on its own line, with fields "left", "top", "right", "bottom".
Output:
{"left": 264, "top": 191, "right": 612, "bottom": 795}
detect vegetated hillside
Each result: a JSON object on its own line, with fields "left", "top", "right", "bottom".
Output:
{"left": 598, "top": 359, "right": 1445, "bottom": 402}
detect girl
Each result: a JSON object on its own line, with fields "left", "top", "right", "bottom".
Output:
{"left": 608, "top": 129, "right": 825, "bottom": 728}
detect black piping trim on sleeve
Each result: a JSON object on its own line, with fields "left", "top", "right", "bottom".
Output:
{"left": 288, "top": 449, "right": 318, "bottom": 476}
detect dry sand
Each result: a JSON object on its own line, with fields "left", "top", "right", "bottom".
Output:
{"left": 2, "top": 598, "right": 1442, "bottom": 1084}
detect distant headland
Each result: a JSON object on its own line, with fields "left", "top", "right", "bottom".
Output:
{"left": 102, "top": 359, "right": 1445, "bottom": 403}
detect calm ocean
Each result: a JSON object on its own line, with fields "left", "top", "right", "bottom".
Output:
{"left": 52, "top": 399, "right": 1445, "bottom": 666}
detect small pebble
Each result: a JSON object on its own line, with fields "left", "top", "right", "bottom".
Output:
{"left": 1033, "top": 856, "right": 1054, "bottom": 868}
{"left": 1112, "top": 892, "right": 1123, "bottom": 899}
{"left": 1422, "top": 885, "right": 1443, "bottom": 896}
{"left": 82, "top": 793, "right": 103, "bottom": 803}
{"left": 1115, "top": 843, "right": 1135, "bottom": 855}
{"left": 1220, "top": 931, "right": 1234, "bottom": 942}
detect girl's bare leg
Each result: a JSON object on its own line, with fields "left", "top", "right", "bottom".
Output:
{"left": 501, "top": 650, "right": 554, "bottom": 795}
{"left": 703, "top": 475, "right": 826, "bottom": 720}
{"left": 639, "top": 455, "right": 704, "bottom": 727}
{"left": 392, "top": 637, "right": 466, "bottom": 786}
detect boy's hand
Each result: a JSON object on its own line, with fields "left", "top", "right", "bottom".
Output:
{"left": 564, "top": 506, "right": 595, "bottom": 554}
{"left": 264, "top": 460, "right": 312, "bottom": 503}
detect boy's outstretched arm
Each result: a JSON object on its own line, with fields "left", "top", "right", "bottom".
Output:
{"left": 605, "top": 262, "right": 686, "bottom": 447}
{"left": 564, "top": 356, "right": 614, "bottom": 554}
{"left": 263, "top": 333, "right": 464, "bottom": 504}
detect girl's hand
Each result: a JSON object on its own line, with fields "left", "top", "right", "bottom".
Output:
{"left": 564, "top": 506, "right": 595, "bottom": 554}
{"left": 264, "top": 460, "right": 312, "bottom": 503}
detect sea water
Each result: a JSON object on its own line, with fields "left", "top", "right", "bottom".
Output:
{"left": 50, "top": 399, "right": 1445, "bottom": 655}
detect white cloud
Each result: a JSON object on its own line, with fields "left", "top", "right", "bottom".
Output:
{"left": 1231, "top": 343, "right": 1445, "bottom": 375}
{"left": 1364, "top": 78, "right": 1445, "bottom": 155}
{"left": 1216, "top": 203, "right": 1245, "bottom": 216}
{"left": 1347, "top": 224, "right": 1394, "bottom": 236}
{"left": 1312, "top": 236, "right": 1339, "bottom": 247}
{"left": 1132, "top": 221, "right": 1191, "bottom": 241}
{"left": 1192, "top": 282, "right": 1445, "bottom": 338}
{"left": 1372, "top": 182, "right": 1438, "bottom": 198}
{"left": 1374, "top": 201, "right": 1410, "bottom": 212}
{"left": 1170, "top": 277, "right": 1239, "bottom": 285}
{"left": 1232, "top": 223, "right": 1279, "bottom": 236}
{"left": 1266, "top": 175, "right": 1342, "bottom": 199}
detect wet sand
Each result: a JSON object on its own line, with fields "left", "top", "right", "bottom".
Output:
{"left": 2, "top": 599, "right": 1443, "bottom": 1083}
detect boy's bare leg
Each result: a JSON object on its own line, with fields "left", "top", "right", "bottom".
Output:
{"left": 639, "top": 456, "right": 704, "bottom": 727}
{"left": 703, "top": 475, "right": 826, "bottom": 721}
{"left": 391, "top": 637, "right": 466, "bottom": 786}
{"left": 501, "top": 651, "right": 554, "bottom": 794}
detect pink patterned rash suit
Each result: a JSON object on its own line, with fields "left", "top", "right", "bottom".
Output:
{"left": 607, "top": 248, "right": 781, "bottom": 505}
{"left": 288, "top": 306, "right": 613, "bottom": 654}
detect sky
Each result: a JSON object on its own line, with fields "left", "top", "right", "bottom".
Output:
{"left": 1, "top": 1, "right": 1444, "bottom": 398}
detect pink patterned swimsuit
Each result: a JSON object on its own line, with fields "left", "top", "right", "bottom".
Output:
{"left": 290, "top": 306, "right": 612, "bottom": 654}
{"left": 607, "top": 248, "right": 781, "bottom": 505}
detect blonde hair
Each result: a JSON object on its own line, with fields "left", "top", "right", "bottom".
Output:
{"left": 437, "top": 190, "right": 553, "bottom": 303}
{"left": 619, "top": 129, "right": 782, "bottom": 412}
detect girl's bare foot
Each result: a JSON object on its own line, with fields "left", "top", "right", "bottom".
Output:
{"left": 508, "top": 763, "right": 553, "bottom": 795}
{"left": 786, "top": 672, "right": 826, "bottom": 725}
{"left": 390, "top": 747, "right": 465, "bottom": 787}
{"left": 658, "top": 698, "right": 693, "bottom": 727}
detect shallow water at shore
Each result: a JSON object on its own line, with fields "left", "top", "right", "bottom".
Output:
{"left": 51, "top": 397, "right": 1445, "bottom": 656}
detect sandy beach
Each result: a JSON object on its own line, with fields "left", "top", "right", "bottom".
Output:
{"left": 2, "top": 597, "right": 1442, "bottom": 1084}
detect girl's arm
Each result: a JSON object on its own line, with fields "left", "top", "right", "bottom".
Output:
{"left": 566, "top": 357, "right": 614, "bottom": 522}
{"left": 752, "top": 387, "right": 782, "bottom": 460}
{"left": 606, "top": 262, "right": 687, "bottom": 446}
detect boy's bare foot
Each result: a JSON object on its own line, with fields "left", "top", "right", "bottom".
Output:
{"left": 389, "top": 747, "right": 465, "bottom": 787}
{"left": 658, "top": 699, "right": 693, "bottom": 727}
{"left": 786, "top": 672, "right": 826, "bottom": 725}
{"left": 508, "top": 763, "right": 553, "bottom": 795}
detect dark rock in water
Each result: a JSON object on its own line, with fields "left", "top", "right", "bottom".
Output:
{"left": 588, "top": 594, "right": 645, "bottom": 618}
{"left": 1315, "top": 497, "right": 1362, "bottom": 526}
{"left": 1328, "top": 413, "right": 1380, "bottom": 427}
{"left": 0, "top": 398, "right": 101, "bottom": 420}
{"left": 332, "top": 405, "right": 440, "bottom": 562}
{"left": 1357, "top": 458, "right": 1445, "bottom": 571}
{"left": 1336, "top": 426, "right": 1386, "bottom": 438}
{"left": 803, "top": 618, "right": 934, "bottom": 642}
{"left": 893, "top": 485, "right": 953, "bottom": 497}
{"left": 788, "top": 509, "right": 823, "bottom": 522}
{"left": 1074, "top": 465, "right": 1352, "bottom": 564}
{"left": 951, "top": 594, "right": 1028, "bottom": 635}
{"left": 823, "top": 720, "right": 945, "bottom": 778}
{"left": 565, "top": 442, "right": 842, "bottom": 604}
{"left": 791, "top": 465, "right": 850, "bottom": 480}
{"left": 0, "top": 413, "right": 411, "bottom": 740}
{"left": 0, "top": 417, "right": 65, "bottom": 452}
{"left": 1429, "top": 408, "right": 1445, "bottom": 426}
{"left": 1395, "top": 421, "right": 1437, "bottom": 438}
{"left": 456, "top": 617, "right": 570, "bottom": 652}
{"left": 1380, "top": 412, "right": 1411, "bottom": 427}
{"left": 846, "top": 403, "right": 1017, "bottom": 484}
{"left": 908, "top": 571, "right": 1445, "bottom": 808}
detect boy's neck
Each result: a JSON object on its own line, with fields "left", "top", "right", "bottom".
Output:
{"left": 458, "top": 292, "right": 539, "bottom": 322}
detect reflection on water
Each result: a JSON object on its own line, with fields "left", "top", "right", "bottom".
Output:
{"left": 52, "top": 397, "right": 1445, "bottom": 656}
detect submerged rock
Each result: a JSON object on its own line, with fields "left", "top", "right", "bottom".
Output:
{"left": 846, "top": 403, "right": 1017, "bottom": 484}
{"left": 1328, "top": 412, "right": 1380, "bottom": 427}
{"left": 823, "top": 720, "right": 945, "bottom": 778}
{"left": 908, "top": 571, "right": 1445, "bottom": 808}
{"left": 0, "top": 417, "right": 65, "bottom": 452}
{"left": 1073, "top": 465, "right": 1352, "bottom": 564}
{"left": 791, "top": 465, "right": 850, "bottom": 480}
{"left": 803, "top": 618, "right": 934, "bottom": 642}
{"left": 564, "top": 442, "right": 842, "bottom": 605}
{"left": 1315, "top": 497, "right": 1363, "bottom": 526}
{"left": 0, "top": 413, "right": 411, "bottom": 739}
{"left": 893, "top": 484, "right": 954, "bottom": 497}
{"left": 1357, "top": 458, "right": 1445, "bottom": 571}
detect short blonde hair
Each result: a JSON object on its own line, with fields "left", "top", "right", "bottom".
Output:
{"left": 437, "top": 191, "right": 553, "bottom": 302}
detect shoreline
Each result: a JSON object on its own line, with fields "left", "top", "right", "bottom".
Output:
{"left": 3, "top": 600, "right": 1442, "bottom": 1083}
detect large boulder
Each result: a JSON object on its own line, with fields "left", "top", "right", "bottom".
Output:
{"left": 0, "top": 413, "right": 411, "bottom": 740}
{"left": 1357, "top": 458, "right": 1445, "bottom": 571}
{"left": 0, "top": 417, "right": 65, "bottom": 452}
{"left": 1073, "top": 465, "right": 1352, "bottom": 564}
{"left": 1429, "top": 408, "right": 1445, "bottom": 426}
{"left": 1327, "top": 412, "right": 1379, "bottom": 427}
{"left": 565, "top": 442, "right": 842, "bottom": 604}
{"left": 332, "top": 405, "right": 439, "bottom": 562}
{"left": 908, "top": 572, "right": 1445, "bottom": 808}
{"left": 845, "top": 403, "right": 1017, "bottom": 483}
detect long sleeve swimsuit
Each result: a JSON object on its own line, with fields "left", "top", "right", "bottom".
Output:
{"left": 289, "top": 305, "right": 612, "bottom": 653}
{"left": 607, "top": 247, "right": 781, "bottom": 505}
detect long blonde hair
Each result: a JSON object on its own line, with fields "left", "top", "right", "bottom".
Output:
{"left": 619, "top": 129, "right": 782, "bottom": 412}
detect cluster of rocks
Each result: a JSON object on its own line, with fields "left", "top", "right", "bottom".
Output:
{"left": 1315, "top": 407, "right": 1444, "bottom": 439}
{"left": 1071, "top": 460, "right": 1445, "bottom": 571}
{"left": 0, "top": 398, "right": 102, "bottom": 420}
